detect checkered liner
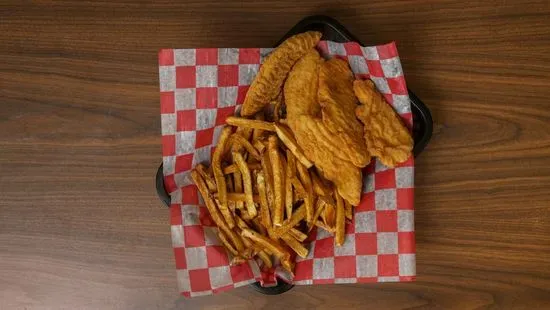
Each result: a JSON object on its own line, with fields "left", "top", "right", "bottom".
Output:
{"left": 159, "top": 41, "right": 416, "bottom": 297}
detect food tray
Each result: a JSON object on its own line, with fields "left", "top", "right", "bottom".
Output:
{"left": 156, "top": 15, "right": 433, "bottom": 295}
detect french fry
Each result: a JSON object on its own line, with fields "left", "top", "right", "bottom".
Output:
{"left": 219, "top": 192, "right": 260, "bottom": 203}
{"left": 335, "top": 192, "right": 345, "bottom": 246}
{"left": 241, "top": 228, "right": 291, "bottom": 262}
{"left": 253, "top": 139, "right": 266, "bottom": 153}
{"left": 344, "top": 200, "right": 353, "bottom": 220}
{"left": 274, "top": 123, "right": 313, "bottom": 168}
{"left": 233, "top": 152, "right": 257, "bottom": 218}
{"left": 253, "top": 113, "right": 266, "bottom": 141}
{"left": 296, "top": 163, "right": 314, "bottom": 225}
{"left": 268, "top": 135, "right": 284, "bottom": 226}
{"left": 285, "top": 150, "right": 294, "bottom": 219}
{"left": 214, "top": 197, "right": 235, "bottom": 233}
{"left": 315, "top": 220, "right": 335, "bottom": 233}
{"left": 235, "top": 215, "right": 251, "bottom": 231}
{"left": 217, "top": 230, "right": 238, "bottom": 256}
{"left": 212, "top": 126, "right": 234, "bottom": 227}
{"left": 235, "top": 126, "right": 253, "bottom": 142}
{"left": 261, "top": 150, "right": 275, "bottom": 210}
{"left": 226, "top": 116, "right": 276, "bottom": 132}
{"left": 226, "top": 174, "right": 234, "bottom": 192}
{"left": 281, "top": 234, "right": 308, "bottom": 258}
{"left": 256, "top": 171, "right": 273, "bottom": 237}
{"left": 290, "top": 177, "right": 307, "bottom": 198}
{"left": 289, "top": 228, "right": 308, "bottom": 242}
{"left": 312, "top": 198, "right": 327, "bottom": 227}
{"left": 323, "top": 199, "right": 336, "bottom": 228}
{"left": 251, "top": 218, "right": 268, "bottom": 237}
{"left": 311, "top": 171, "right": 332, "bottom": 197}
{"left": 223, "top": 162, "right": 261, "bottom": 175}
{"left": 272, "top": 204, "right": 306, "bottom": 239}
{"left": 191, "top": 170, "right": 243, "bottom": 251}
{"left": 195, "top": 164, "right": 217, "bottom": 192}
{"left": 230, "top": 133, "right": 261, "bottom": 160}
{"left": 257, "top": 250, "right": 273, "bottom": 269}
{"left": 233, "top": 171, "right": 244, "bottom": 211}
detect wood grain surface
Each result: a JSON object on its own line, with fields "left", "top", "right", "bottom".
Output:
{"left": 1, "top": 1, "right": 550, "bottom": 309}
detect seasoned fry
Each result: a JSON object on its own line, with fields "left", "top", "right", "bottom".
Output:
{"left": 233, "top": 152, "right": 257, "bottom": 218}
{"left": 195, "top": 164, "right": 217, "bottom": 192}
{"left": 290, "top": 177, "right": 307, "bottom": 198}
{"left": 284, "top": 154, "right": 294, "bottom": 220}
{"left": 310, "top": 198, "right": 327, "bottom": 232}
{"left": 223, "top": 162, "right": 261, "bottom": 175}
{"left": 230, "top": 133, "right": 261, "bottom": 160}
{"left": 274, "top": 123, "right": 313, "bottom": 168}
{"left": 323, "top": 199, "right": 336, "bottom": 228}
{"left": 241, "top": 228, "right": 291, "bottom": 262}
{"left": 226, "top": 116, "right": 276, "bottom": 132}
{"left": 233, "top": 171, "right": 244, "bottom": 211}
{"left": 191, "top": 170, "right": 243, "bottom": 251}
{"left": 296, "top": 163, "right": 314, "bottom": 224}
{"left": 214, "top": 197, "right": 235, "bottom": 232}
{"left": 212, "top": 127, "right": 234, "bottom": 227}
{"left": 344, "top": 200, "right": 353, "bottom": 220}
{"left": 257, "top": 250, "right": 273, "bottom": 268}
{"left": 315, "top": 220, "right": 335, "bottom": 233}
{"left": 260, "top": 150, "right": 275, "bottom": 211}
{"left": 253, "top": 139, "right": 266, "bottom": 153}
{"left": 268, "top": 136, "right": 284, "bottom": 226}
{"left": 235, "top": 215, "right": 251, "bottom": 231}
{"left": 236, "top": 126, "right": 253, "bottom": 141}
{"left": 311, "top": 171, "right": 332, "bottom": 196}
{"left": 226, "top": 174, "right": 234, "bottom": 192}
{"left": 217, "top": 230, "right": 238, "bottom": 256}
{"left": 272, "top": 204, "right": 306, "bottom": 239}
{"left": 281, "top": 234, "right": 308, "bottom": 258}
{"left": 289, "top": 228, "right": 308, "bottom": 242}
{"left": 251, "top": 218, "right": 268, "bottom": 237}
{"left": 256, "top": 171, "right": 273, "bottom": 237}
{"left": 335, "top": 192, "right": 345, "bottom": 246}
{"left": 220, "top": 192, "right": 260, "bottom": 203}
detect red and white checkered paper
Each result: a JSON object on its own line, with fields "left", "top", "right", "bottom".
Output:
{"left": 159, "top": 41, "right": 416, "bottom": 297}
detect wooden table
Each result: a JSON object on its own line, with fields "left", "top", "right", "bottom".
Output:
{"left": 2, "top": 1, "right": 549, "bottom": 309}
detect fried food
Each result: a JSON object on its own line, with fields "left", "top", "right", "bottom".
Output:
{"left": 291, "top": 115, "right": 363, "bottom": 205}
{"left": 274, "top": 123, "right": 313, "bottom": 168}
{"left": 335, "top": 192, "right": 345, "bottom": 246}
{"left": 226, "top": 116, "right": 276, "bottom": 132}
{"left": 256, "top": 172, "right": 273, "bottom": 237}
{"left": 318, "top": 58, "right": 370, "bottom": 167}
{"left": 241, "top": 31, "right": 322, "bottom": 117}
{"left": 191, "top": 170, "right": 243, "bottom": 252}
{"left": 284, "top": 49, "right": 323, "bottom": 119}
{"left": 268, "top": 135, "right": 284, "bottom": 226}
{"left": 195, "top": 163, "right": 217, "bottom": 192}
{"left": 241, "top": 228, "right": 291, "bottom": 264}
{"left": 354, "top": 79, "right": 413, "bottom": 167}
{"left": 190, "top": 39, "right": 414, "bottom": 275}
{"left": 229, "top": 133, "right": 262, "bottom": 160}
{"left": 211, "top": 127, "right": 235, "bottom": 228}
{"left": 233, "top": 152, "right": 257, "bottom": 218}
{"left": 296, "top": 162, "right": 314, "bottom": 225}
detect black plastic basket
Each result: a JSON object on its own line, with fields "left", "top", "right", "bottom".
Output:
{"left": 156, "top": 15, "right": 432, "bottom": 295}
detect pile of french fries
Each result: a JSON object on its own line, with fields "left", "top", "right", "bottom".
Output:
{"left": 190, "top": 114, "right": 353, "bottom": 273}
